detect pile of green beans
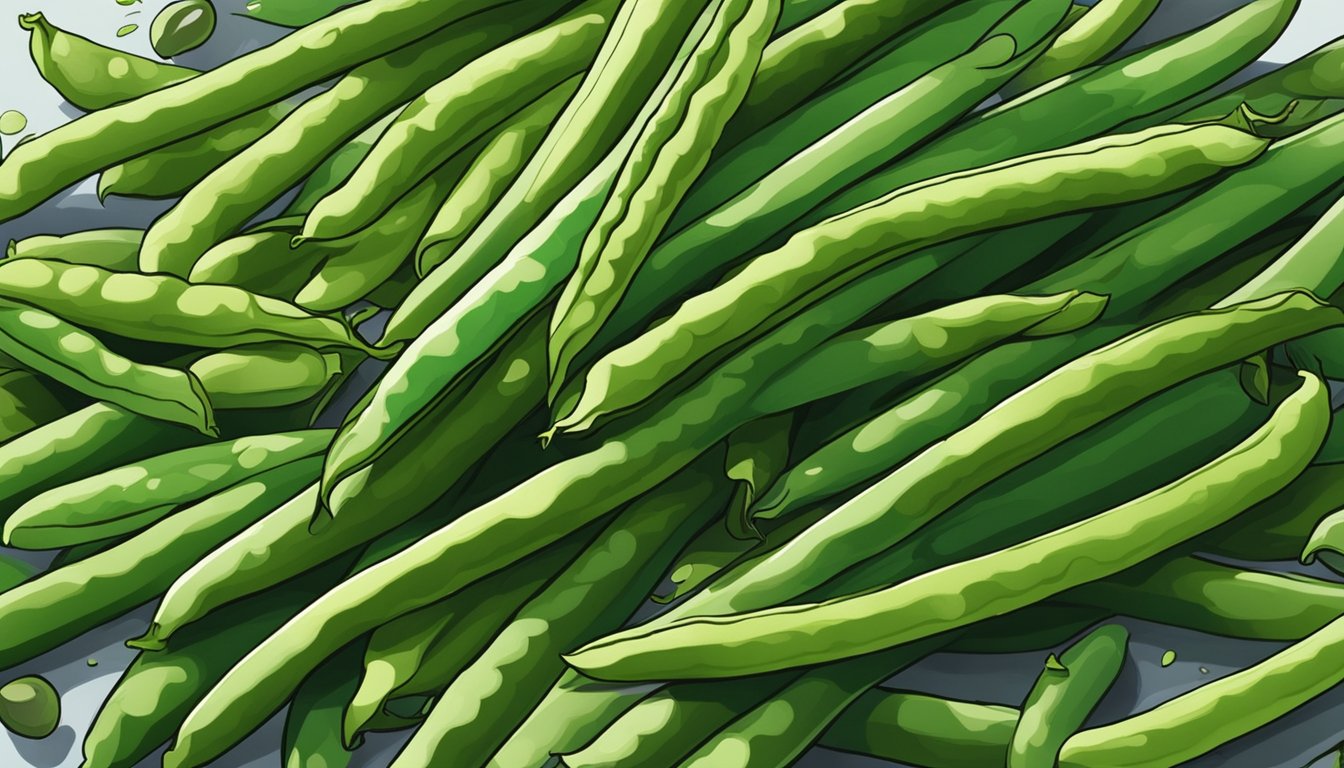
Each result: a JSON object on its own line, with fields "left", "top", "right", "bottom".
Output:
{"left": 1, "top": 1, "right": 1343, "bottom": 766}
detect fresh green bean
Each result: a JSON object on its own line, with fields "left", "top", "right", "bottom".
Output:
{"left": 284, "top": 113, "right": 400, "bottom": 217}
{"left": 752, "top": 290, "right": 1107, "bottom": 414}
{"left": 80, "top": 561, "right": 348, "bottom": 768}
{"left": 299, "top": 3, "right": 615, "bottom": 244}
{"left": 1056, "top": 601, "right": 1344, "bottom": 766}
{"left": 546, "top": 0, "right": 781, "bottom": 394}
{"left": 3, "top": 429, "right": 330, "bottom": 549}
{"left": 134, "top": 317, "right": 546, "bottom": 649}
{"left": 1009, "top": 624, "right": 1129, "bottom": 768}
{"left": 812, "top": 0, "right": 1299, "bottom": 223}
{"left": 379, "top": 0, "right": 718, "bottom": 344}
{"left": 6, "top": 229, "right": 143, "bottom": 271}
{"left": 186, "top": 343, "right": 344, "bottom": 410}
{"left": 20, "top": 11, "right": 195, "bottom": 110}
{"left": 820, "top": 688, "right": 1020, "bottom": 768}
{"left": 723, "top": 412, "right": 793, "bottom": 541}
{"left": 568, "top": 294, "right": 1343, "bottom": 667}
{"left": 135, "top": 3, "right": 551, "bottom": 276}
{"left": 564, "top": 372, "right": 1328, "bottom": 681}
{"left": 187, "top": 229, "right": 329, "bottom": 300}
{"left": 1004, "top": 0, "right": 1162, "bottom": 98}
{"left": 0, "top": 300, "right": 216, "bottom": 436}
{"left": 414, "top": 76, "right": 579, "bottom": 275}
{"left": 241, "top": 0, "right": 359, "bottom": 27}
{"left": 554, "top": 122, "right": 1270, "bottom": 435}
{"left": 386, "top": 465, "right": 723, "bottom": 767}
{"left": 0, "top": 457, "right": 320, "bottom": 670}
{"left": 0, "top": 260, "right": 382, "bottom": 356}
{"left": 0, "top": 369, "right": 69, "bottom": 443}
{"left": 0, "top": 0, "right": 539, "bottom": 224}
{"left": 284, "top": 644, "right": 360, "bottom": 768}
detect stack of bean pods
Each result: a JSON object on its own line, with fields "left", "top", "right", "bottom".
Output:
{"left": 1, "top": 0, "right": 1344, "bottom": 765}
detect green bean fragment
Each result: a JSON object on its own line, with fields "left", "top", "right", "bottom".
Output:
{"left": 819, "top": 687, "right": 1020, "bottom": 768}
{"left": 6, "top": 228, "right": 143, "bottom": 271}
{"left": 1009, "top": 624, "right": 1129, "bottom": 768}
{"left": 3, "top": 429, "right": 330, "bottom": 549}
{"left": 283, "top": 644, "right": 359, "bottom": 768}
{"left": 0, "top": 552, "right": 34, "bottom": 592}
{"left": 1004, "top": 0, "right": 1162, "bottom": 98}
{"left": 565, "top": 372, "right": 1328, "bottom": 681}
{"left": 298, "top": 2, "right": 615, "bottom": 244}
{"left": 555, "top": 122, "right": 1270, "bottom": 435}
{"left": 0, "top": 300, "right": 216, "bottom": 436}
{"left": 546, "top": 0, "right": 781, "bottom": 395}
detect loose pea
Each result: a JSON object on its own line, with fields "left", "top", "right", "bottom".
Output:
{"left": 0, "top": 111, "right": 28, "bottom": 136}
{"left": 150, "top": 0, "right": 217, "bottom": 58}
{"left": 0, "top": 676, "right": 60, "bottom": 740}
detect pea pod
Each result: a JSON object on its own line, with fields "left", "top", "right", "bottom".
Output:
{"left": 413, "top": 77, "right": 577, "bottom": 276}
{"left": 298, "top": 3, "right": 616, "bottom": 244}
{"left": 554, "top": 122, "right": 1270, "bottom": 435}
{"left": 1003, "top": 0, "right": 1162, "bottom": 98}
{"left": 0, "top": 300, "right": 216, "bottom": 436}
{"left": 0, "top": 457, "right": 319, "bottom": 671}
{"left": 20, "top": 11, "right": 195, "bottom": 110}
{"left": 819, "top": 688, "right": 1020, "bottom": 768}
{"left": 385, "top": 466, "right": 723, "bottom": 768}
{"left": 564, "top": 371, "right": 1329, "bottom": 681}
{"left": 546, "top": 0, "right": 781, "bottom": 395}
{"left": 0, "top": 260, "right": 383, "bottom": 357}
{"left": 6, "top": 229, "right": 143, "bottom": 271}
{"left": 1008, "top": 625, "right": 1129, "bottom": 768}
{"left": 3, "top": 429, "right": 331, "bottom": 550}
{"left": 187, "top": 343, "right": 344, "bottom": 410}
{"left": 1057, "top": 595, "right": 1344, "bottom": 767}
{"left": 0, "top": 369, "right": 69, "bottom": 443}
{"left": 587, "top": 293, "right": 1344, "bottom": 647}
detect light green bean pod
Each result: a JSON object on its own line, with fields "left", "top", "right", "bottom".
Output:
{"left": 187, "top": 343, "right": 344, "bottom": 410}
{"left": 546, "top": 0, "right": 781, "bottom": 399}
{"left": 564, "top": 371, "right": 1329, "bottom": 681}
{"left": 1004, "top": 0, "right": 1162, "bottom": 97}
{"left": 554, "top": 122, "right": 1271, "bottom": 435}
{"left": 6, "top": 229, "right": 143, "bottom": 271}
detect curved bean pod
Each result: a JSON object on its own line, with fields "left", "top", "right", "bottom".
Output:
{"left": 564, "top": 372, "right": 1328, "bottom": 682}
{"left": 186, "top": 344, "right": 344, "bottom": 410}
{"left": 1004, "top": 0, "right": 1162, "bottom": 97}
{"left": 7, "top": 229, "right": 142, "bottom": 271}
{"left": 187, "top": 229, "right": 333, "bottom": 301}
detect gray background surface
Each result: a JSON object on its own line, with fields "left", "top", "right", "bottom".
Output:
{"left": 1, "top": 1, "right": 1343, "bottom": 766}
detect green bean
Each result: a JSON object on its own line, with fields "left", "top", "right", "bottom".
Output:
{"left": 379, "top": 0, "right": 718, "bottom": 344}
{"left": 0, "top": 457, "right": 319, "bottom": 670}
{"left": 0, "top": 553, "right": 34, "bottom": 592}
{"left": 813, "top": 0, "right": 1299, "bottom": 224}
{"left": 20, "top": 11, "right": 195, "bottom": 110}
{"left": 0, "top": 260, "right": 382, "bottom": 357}
{"left": 680, "top": 643, "right": 943, "bottom": 768}
{"left": 820, "top": 688, "right": 1020, "bottom": 768}
{"left": 723, "top": 412, "right": 793, "bottom": 541}
{"left": 299, "top": 4, "right": 615, "bottom": 244}
{"left": 1008, "top": 624, "right": 1128, "bottom": 768}
{"left": 776, "top": 0, "right": 838, "bottom": 30}
{"left": 135, "top": 4, "right": 548, "bottom": 277}
{"left": 567, "top": 294, "right": 1344, "bottom": 669}
{"left": 6, "top": 229, "right": 143, "bottom": 271}
{"left": 752, "top": 290, "right": 1107, "bottom": 414}
{"left": 158, "top": 217, "right": 925, "bottom": 768}
{"left": 98, "top": 104, "right": 296, "bottom": 202}
{"left": 554, "top": 122, "right": 1270, "bottom": 435}
{"left": 1057, "top": 596, "right": 1344, "bottom": 766}
{"left": 284, "top": 113, "right": 399, "bottom": 217}
{"left": 134, "top": 318, "right": 545, "bottom": 649}
{"left": 284, "top": 644, "right": 360, "bottom": 768}
{"left": 186, "top": 343, "right": 344, "bottom": 410}
{"left": 546, "top": 0, "right": 781, "bottom": 393}
{"left": 3, "top": 429, "right": 330, "bottom": 550}
{"left": 80, "top": 560, "right": 348, "bottom": 768}
{"left": 414, "top": 76, "right": 579, "bottom": 275}
{"left": 0, "top": 0, "right": 537, "bottom": 225}
{"left": 0, "top": 300, "right": 215, "bottom": 436}
{"left": 241, "top": 0, "right": 358, "bottom": 27}
{"left": 1004, "top": 0, "right": 1162, "bottom": 98}
{"left": 568, "top": 371, "right": 1329, "bottom": 681}
{"left": 0, "top": 369, "right": 69, "bottom": 443}
{"left": 343, "top": 539, "right": 577, "bottom": 746}
{"left": 387, "top": 466, "right": 723, "bottom": 767}
{"left": 187, "top": 229, "right": 328, "bottom": 300}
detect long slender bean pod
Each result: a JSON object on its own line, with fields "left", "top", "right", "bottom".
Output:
{"left": 7, "top": 229, "right": 142, "bottom": 271}
{"left": 565, "top": 372, "right": 1328, "bottom": 681}
{"left": 1008, "top": 624, "right": 1129, "bottom": 767}
{"left": 1004, "top": 0, "right": 1162, "bottom": 97}
{"left": 555, "top": 122, "right": 1270, "bottom": 434}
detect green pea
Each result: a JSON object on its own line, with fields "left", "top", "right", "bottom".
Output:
{"left": 115, "top": 24, "right": 138, "bottom": 38}
{"left": 0, "top": 675, "right": 60, "bottom": 739}
{"left": 151, "top": 1, "right": 217, "bottom": 58}
{"left": 0, "top": 111, "right": 27, "bottom": 136}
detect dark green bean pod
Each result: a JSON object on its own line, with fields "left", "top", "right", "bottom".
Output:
{"left": 0, "top": 0, "right": 540, "bottom": 224}
{"left": 1003, "top": 0, "right": 1162, "bottom": 98}
{"left": 1009, "top": 624, "right": 1129, "bottom": 768}
{"left": 821, "top": 687, "right": 1020, "bottom": 768}
{"left": 0, "top": 457, "right": 320, "bottom": 670}
{"left": 187, "top": 229, "right": 327, "bottom": 301}
{"left": 20, "top": 11, "right": 196, "bottom": 110}
{"left": 722, "top": 411, "right": 794, "bottom": 541}
{"left": 0, "top": 368, "right": 69, "bottom": 443}
{"left": 3, "top": 429, "right": 331, "bottom": 550}
{"left": 6, "top": 228, "right": 143, "bottom": 271}
{"left": 283, "top": 644, "right": 361, "bottom": 768}
{"left": 0, "top": 260, "right": 385, "bottom": 357}
{"left": 0, "top": 553, "right": 34, "bottom": 592}
{"left": 0, "top": 300, "right": 216, "bottom": 436}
